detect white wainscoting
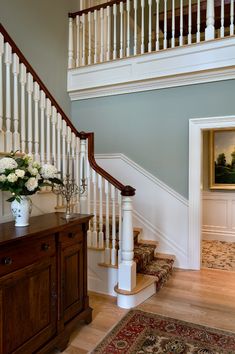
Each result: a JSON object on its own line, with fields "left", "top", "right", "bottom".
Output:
{"left": 202, "top": 191, "right": 235, "bottom": 241}
{"left": 68, "top": 37, "right": 235, "bottom": 100}
{"left": 96, "top": 154, "right": 189, "bottom": 268}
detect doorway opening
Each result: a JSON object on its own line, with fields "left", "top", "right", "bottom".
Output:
{"left": 188, "top": 116, "right": 235, "bottom": 270}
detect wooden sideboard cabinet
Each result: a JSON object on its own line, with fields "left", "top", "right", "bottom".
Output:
{"left": 0, "top": 212, "right": 93, "bottom": 354}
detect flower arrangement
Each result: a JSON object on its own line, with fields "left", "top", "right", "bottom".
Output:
{"left": 0, "top": 152, "right": 63, "bottom": 202}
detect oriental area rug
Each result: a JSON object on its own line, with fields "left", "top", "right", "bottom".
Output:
{"left": 91, "top": 309, "right": 235, "bottom": 353}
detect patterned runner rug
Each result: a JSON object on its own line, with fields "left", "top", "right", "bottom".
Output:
{"left": 91, "top": 309, "right": 235, "bottom": 353}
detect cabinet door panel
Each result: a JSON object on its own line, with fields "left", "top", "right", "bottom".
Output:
{"left": 0, "top": 257, "right": 56, "bottom": 354}
{"left": 62, "top": 242, "right": 84, "bottom": 323}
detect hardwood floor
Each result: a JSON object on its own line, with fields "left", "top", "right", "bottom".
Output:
{"left": 63, "top": 268, "right": 235, "bottom": 353}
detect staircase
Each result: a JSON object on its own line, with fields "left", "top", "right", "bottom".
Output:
{"left": 0, "top": 23, "right": 175, "bottom": 308}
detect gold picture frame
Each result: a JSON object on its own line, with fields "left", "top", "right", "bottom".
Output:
{"left": 210, "top": 128, "right": 235, "bottom": 190}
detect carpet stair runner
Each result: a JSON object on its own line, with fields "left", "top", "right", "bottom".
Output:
{"left": 133, "top": 236, "right": 175, "bottom": 292}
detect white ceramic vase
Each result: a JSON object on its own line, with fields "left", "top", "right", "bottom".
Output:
{"left": 11, "top": 196, "right": 32, "bottom": 227}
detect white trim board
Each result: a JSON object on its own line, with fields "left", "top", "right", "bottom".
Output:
{"left": 96, "top": 153, "right": 189, "bottom": 268}
{"left": 68, "top": 37, "right": 235, "bottom": 100}
{"left": 189, "top": 115, "right": 235, "bottom": 269}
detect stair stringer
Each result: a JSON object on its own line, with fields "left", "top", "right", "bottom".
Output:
{"left": 96, "top": 154, "right": 189, "bottom": 269}
{"left": 88, "top": 249, "right": 118, "bottom": 296}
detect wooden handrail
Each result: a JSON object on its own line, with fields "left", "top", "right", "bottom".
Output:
{"left": 0, "top": 23, "right": 135, "bottom": 196}
{"left": 69, "top": 0, "right": 127, "bottom": 18}
{"left": 0, "top": 23, "right": 79, "bottom": 138}
{"left": 81, "top": 132, "right": 135, "bottom": 196}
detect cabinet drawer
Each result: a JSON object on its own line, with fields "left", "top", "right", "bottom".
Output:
{"left": 0, "top": 235, "right": 55, "bottom": 277}
{"left": 59, "top": 224, "right": 84, "bottom": 247}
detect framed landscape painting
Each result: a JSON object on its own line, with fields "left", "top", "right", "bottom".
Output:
{"left": 210, "top": 129, "right": 235, "bottom": 190}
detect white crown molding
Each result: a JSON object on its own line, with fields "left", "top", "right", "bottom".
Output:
{"left": 96, "top": 153, "right": 189, "bottom": 206}
{"left": 68, "top": 37, "right": 235, "bottom": 100}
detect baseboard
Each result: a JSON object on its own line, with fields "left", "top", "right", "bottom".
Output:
{"left": 202, "top": 229, "right": 235, "bottom": 242}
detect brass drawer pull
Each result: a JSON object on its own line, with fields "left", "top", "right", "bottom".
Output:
{"left": 41, "top": 243, "right": 50, "bottom": 251}
{"left": 2, "top": 257, "right": 13, "bottom": 265}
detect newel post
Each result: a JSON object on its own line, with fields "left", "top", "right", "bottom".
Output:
{"left": 205, "top": 0, "right": 215, "bottom": 40}
{"left": 118, "top": 186, "right": 136, "bottom": 291}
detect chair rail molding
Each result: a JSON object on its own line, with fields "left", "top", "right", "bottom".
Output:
{"left": 189, "top": 115, "right": 235, "bottom": 270}
{"left": 68, "top": 37, "right": 235, "bottom": 100}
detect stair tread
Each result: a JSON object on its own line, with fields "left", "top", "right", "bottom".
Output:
{"left": 138, "top": 239, "right": 159, "bottom": 247}
{"left": 99, "top": 262, "right": 118, "bottom": 269}
{"left": 114, "top": 274, "right": 156, "bottom": 295}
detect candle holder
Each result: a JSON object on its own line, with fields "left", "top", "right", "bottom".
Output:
{"left": 53, "top": 173, "right": 87, "bottom": 220}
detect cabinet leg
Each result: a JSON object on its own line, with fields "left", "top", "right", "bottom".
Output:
{"left": 85, "top": 307, "right": 93, "bottom": 324}
{"left": 56, "top": 336, "right": 70, "bottom": 352}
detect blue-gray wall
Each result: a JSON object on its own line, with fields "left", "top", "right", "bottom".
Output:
{"left": 72, "top": 80, "right": 235, "bottom": 198}
{"left": 0, "top": 0, "right": 79, "bottom": 115}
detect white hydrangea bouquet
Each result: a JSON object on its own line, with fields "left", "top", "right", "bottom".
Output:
{"left": 0, "top": 152, "right": 63, "bottom": 203}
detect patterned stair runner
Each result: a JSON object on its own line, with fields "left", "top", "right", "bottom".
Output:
{"left": 134, "top": 240, "right": 174, "bottom": 292}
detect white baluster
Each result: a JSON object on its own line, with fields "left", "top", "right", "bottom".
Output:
{"left": 171, "top": 0, "right": 175, "bottom": 48}
{"left": 100, "top": 8, "right": 104, "bottom": 62}
{"left": 134, "top": 0, "right": 138, "bottom": 55}
{"left": 0, "top": 34, "right": 4, "bottom": 152}
{"left": 68, "top": 17, "right": 75, "bottom": 69}
{"left": 12, "top": 54, "right": 20, "bottom": 151}
{"left": 87, "top": 157, "right": 92, "bottom": 246}
{"left": 57, "top": 114, "right": 62, "bottom": 175}
{"left": 67, "top": 127, "right": 72, "bottom": 168}
{"left": 98, "top": 175, "right": 104, "bottom": 248}
{"left": 80, "top": 138, "right": 87, "bottom": 213}
{"left": 126, "top": 0, "right": 130, "bottom": 57}
{"left": 141, "top": 0, "right": 145, "bottom": 53}
{"left": 46, "top": 99, "right": 51, "bottom": 163}
{"left": 76, "top": 15, "right": 81, "bottom": 67}
{"left": 33, "top": 82, "right": 40, "bottom": 161}
{"left": 104, "top": 180, "right": 111, "bottom": 264}
{"left": 94, "top": 10, "right": 98, "bottom": 64}
{"left": 75, "top": 137, "right": 80, "bottom": 213}
{"left": 27, "top": 73, "right": 33, "bottom": 155}
{"left": 196, "top": 0, "right": 201, "bottom": 43}
{"left": 107, "top": 6, "right": 111, "bottom": 61}
{"left": 5, "top": 43, "right": 12, "bottom": 152}
{"left": 88, "top": 12, "right": 92, "bottom": 65}
{"left": 188, "top": 0, "right": 192, "bottom": 44}
{"left": 148, "top": 0, "right": 152, "bottom": 52}
{"left": 220, "top": 0, "right": 224, "bottom": 37}
{"left": 52, "top": 107, "right": 57, "bottom": 164}
{"left": 118, "top": 194, "right": 136, "bottom": 291}
{"left": 156, "top": 0, "right": 160, "bottom": 50}
{"left": 92, "top": 169, "right": 98, "bottom": 248}
{"left": 20, "top": 64, "right": 27, "bottom": 153}
{"left": 120, "top": 1, "right": 124, "bottom": 58}
{"left": 118, "top": 193, "right": 122, "bottom": 264}
{"left": 179, "top": 0, "right": 184, "bottom": 46}
{"left": 230, "top": 0, "right": 234, "bottom": 35}
{"left": 40, "top": 91, "right": 46, "bottom": 164}
{"left": 113, "top": 4, "right": 117, "bottom": 59}
{"left": 62, "top": 121, "right": 67, "bottom": 180}
{"left": 82, "top": 13, "right": 86, "bottom": 66}
{"left": 205, "top": 0, "right": 215, "bottom": 40}
{"left": 111, "top": 185, "right": 116, "bottom": 266}
{"left": 163, "top": 0, "right": 167, "bottom": 49}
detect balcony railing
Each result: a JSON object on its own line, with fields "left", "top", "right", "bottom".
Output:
{"left": 68, "top": 0, "right": 234, "bottom": 68}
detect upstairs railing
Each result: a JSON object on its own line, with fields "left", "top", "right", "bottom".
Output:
{"left": 68, "top": 0, "right": 234, "bottom": 68}
{"left": 0, "top": 23, "right": 136, "bottom": 291}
